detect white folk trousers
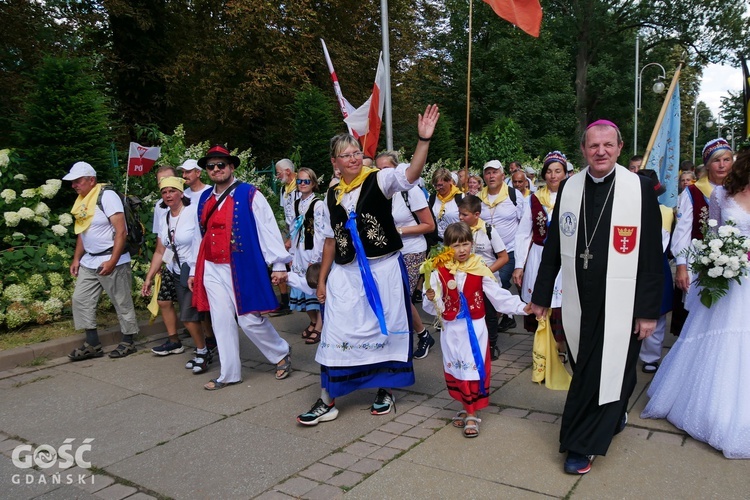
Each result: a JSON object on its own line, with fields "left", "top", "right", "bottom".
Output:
{"left": 203, "top": 261, "right": 289, "bottom": 383}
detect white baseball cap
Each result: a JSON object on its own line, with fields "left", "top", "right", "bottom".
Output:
{"left": 524, "top": 166, "right": 536, "bottom": 176}
{"left": 62, "top": 161, "right": 97, "bottom": 181}
{"left": 177, "top": 159, "right": 202, "bottom": 171}
{"left": 483, "top": 160, "right": 504, "bottom": 172}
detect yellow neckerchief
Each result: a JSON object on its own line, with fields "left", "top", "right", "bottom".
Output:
{"left": 71, "top": 183, "right": 104, "bottom": 234}
{"left": 522, "top": 188, "right": 530, "bottom": 197}
{"left": 534, "top": 186, "right": 556, "bottom": 211}
{"left": 444, "top": 253, "right": 497, "bottom": 281}
{"left": 334, "top": 166, "right": 378, "bottom": 205}
{"left": 694, "top": 176, "right": 713, "bottom": 200}
{"left": 437, "top": 184, "right": 462, "bottom": 218}
{"left": 478, "top": 183, "right": 509, "bottom": 208}
{"left": 469, "top": 218, "right": 487, "bottom": 234}
{"left": 284, "top": 176, "right": 297, "bottom": 196}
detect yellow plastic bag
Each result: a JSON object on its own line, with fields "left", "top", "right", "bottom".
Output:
{"left": 531, "top": 311, "right": 572, "bottom": 390}
{"left": 146, "top": 273, "right": 162, "bottom": 323}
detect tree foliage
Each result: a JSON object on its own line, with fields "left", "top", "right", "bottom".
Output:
{"left": 290, "top": 85, "right": 339, "bottom": 183}
{"left": 1, "top": 0, "right": 748, "bottom": 174}
{"left": 14, "top": 57, "right": 113, "bottom": 193}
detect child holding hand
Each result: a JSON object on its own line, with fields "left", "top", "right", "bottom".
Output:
{"left": 458, "top": 195, "right": 509, "bottom": 360}
{"left": 422, "top": 222, "right": 530, "bottom": 437}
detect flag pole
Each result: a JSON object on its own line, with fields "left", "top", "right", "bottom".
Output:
{"left": 463, "top": 0, "right": 474, "bottom": 181}
{"left": 642, "top": 64, "right": 681, "bottom": 167}
{"left": 380, "top": 0, "right": 393, "bottom": 151}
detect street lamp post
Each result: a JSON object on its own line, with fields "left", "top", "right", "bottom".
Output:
{"left": 633, "top": 54, "right": 667, "bottom": 155}
{"left": 692, "top": 107, "right": 714, "bottom": 164}
{"left": 722, "top": 125, "right": 736, "bottom": 151}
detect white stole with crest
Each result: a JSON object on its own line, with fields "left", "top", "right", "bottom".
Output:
{"left": 558, "top": 166, "right": 642, "bottom": 405}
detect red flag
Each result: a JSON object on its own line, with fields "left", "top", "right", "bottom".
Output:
{"left": 127, "top": 142, "right": 161, "bottom": 176}
{"left": 482, "top": 0, "right": 542, "bottom": 37}
{"left": 344, "top": 53, "right": 386, "bottom": 159}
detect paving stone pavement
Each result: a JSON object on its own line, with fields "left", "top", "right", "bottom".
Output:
{"left": 0, "top": 310, "right": 747, "bottom": 499}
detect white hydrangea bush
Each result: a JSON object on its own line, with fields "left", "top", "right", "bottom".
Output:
{"left": 0, "top": 148, "right": 77, "bottom": 329}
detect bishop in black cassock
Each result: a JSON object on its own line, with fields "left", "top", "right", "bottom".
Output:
{"left": 531, "top": 121, "right": 663, "bottom": 473}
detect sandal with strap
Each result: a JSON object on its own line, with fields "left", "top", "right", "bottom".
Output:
{"left": 301, "top": 322, "right": 316, "bottom": 339}
{"left": 108, "top": 343, "right": 136, "bottom": 359}
{"left": 305, "top": 330, "right": 321, "bottom": 345}
{"left": 452, "top": 410, "right": 468, "bottom": 428}
{"left": 463, "top": 416, "right": 481, "bottom": 438}
{"left": 275, "top": 349, "right": 292, "bottom": 380}
{"left": 69, "top": 342, "right": 103, "bottom": 361}
{"left": 204, "top": 378, "right": 243, "bottom": 391}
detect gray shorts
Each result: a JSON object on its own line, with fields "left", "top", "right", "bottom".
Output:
{"left": 162, "top": 269, "right": 202, "bottom": 323}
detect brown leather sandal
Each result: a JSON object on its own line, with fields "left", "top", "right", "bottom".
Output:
{"left": 305, "top": 330, "right": 321, "bottom": 344}
{"left": 301, "top": 322, "right": 316, "bottom": 339}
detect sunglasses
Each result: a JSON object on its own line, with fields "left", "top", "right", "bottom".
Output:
{"left": 206, "top": 162, "right": 227, "bottom": 171}
{"left": 296, "top": 179, "right": 312, "bottom": 185}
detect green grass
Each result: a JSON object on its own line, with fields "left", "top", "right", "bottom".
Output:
{"left": 0, "top": 309, "right": 151, "bottom": 351}
{"left": 21, "top": 355, "right": 49, "bottom": 367}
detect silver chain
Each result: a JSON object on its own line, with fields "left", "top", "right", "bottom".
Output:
{"left": 582, "top": 178, "right": 616, "bottom": 250}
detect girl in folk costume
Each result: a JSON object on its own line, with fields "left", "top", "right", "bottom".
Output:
{"left": 671, "top": 138, "right": 733, "bottom": 333}
{"left": 457, "top": 194, "right": 509, "bottom": 360}
{"left": 513, "top": 151, "right": 569, "bottom": 362}
{"left": 430, "top": 167, "right": 462, "bottom": 240}
{"left": 287, "top": 167, "right": 326, "bottom": 344}
{"left": 422, "top": 223, "right": 530, "bottom": 437}
{"left": 296, "top": 105, "right": 440, "bottom": 426}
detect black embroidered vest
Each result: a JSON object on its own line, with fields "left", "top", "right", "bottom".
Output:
{"left": 327, "top": 173, "right": 403, "bottom": 265}
{"left": 294, "top": 196, "right": 320, "bottom": 250}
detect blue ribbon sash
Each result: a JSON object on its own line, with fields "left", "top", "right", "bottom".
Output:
{"left": 457, "top": 291, "right": 487, "bottom": 395}
{"left": 345, "top": 210, "right": 389, "bottom": 335}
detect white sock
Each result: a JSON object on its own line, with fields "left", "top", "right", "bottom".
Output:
{"left": 320, "top": 388, "right": 333, "bottom": 405}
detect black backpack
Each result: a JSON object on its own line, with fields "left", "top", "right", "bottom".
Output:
{"left": 96, "top": 185, "right": 146, "bottom": 257}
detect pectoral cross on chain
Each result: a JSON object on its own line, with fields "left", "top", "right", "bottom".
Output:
{"left": 580, "top": 247, "right": 593, "bottom": 270}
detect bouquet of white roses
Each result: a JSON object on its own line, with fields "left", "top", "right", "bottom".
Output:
{"left": 686, "top": 219, "right": 750, "bottom": 308}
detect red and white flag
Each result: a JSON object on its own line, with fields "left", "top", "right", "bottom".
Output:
{"left": 127, "top": 142, "right": 161, "bottom": 176}
{"left": 321, "top": 39, "right": 356, "bottom": 136}
{"left": 344, "top": 53, "right": 386, "bottom": 159}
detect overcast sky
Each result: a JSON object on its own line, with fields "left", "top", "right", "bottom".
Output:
{"left": 697, "top": 63, "right": 743, "bottom": 121}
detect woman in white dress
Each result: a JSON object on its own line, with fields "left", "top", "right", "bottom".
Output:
{"left": 512, "top": 151, "right": 568, "bottom": 361}
{"left": 296, "top": 105, "right": 440, "bottom": 426}
{"left": 288, "top": 168, "right": 326, "bottom": 343}
{"left": 641, "top": 148, "right": 750, "bottom": 459}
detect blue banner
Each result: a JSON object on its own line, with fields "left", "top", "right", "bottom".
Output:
{"left": 645, "top": 83, "right": 680, "bottom": 208}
